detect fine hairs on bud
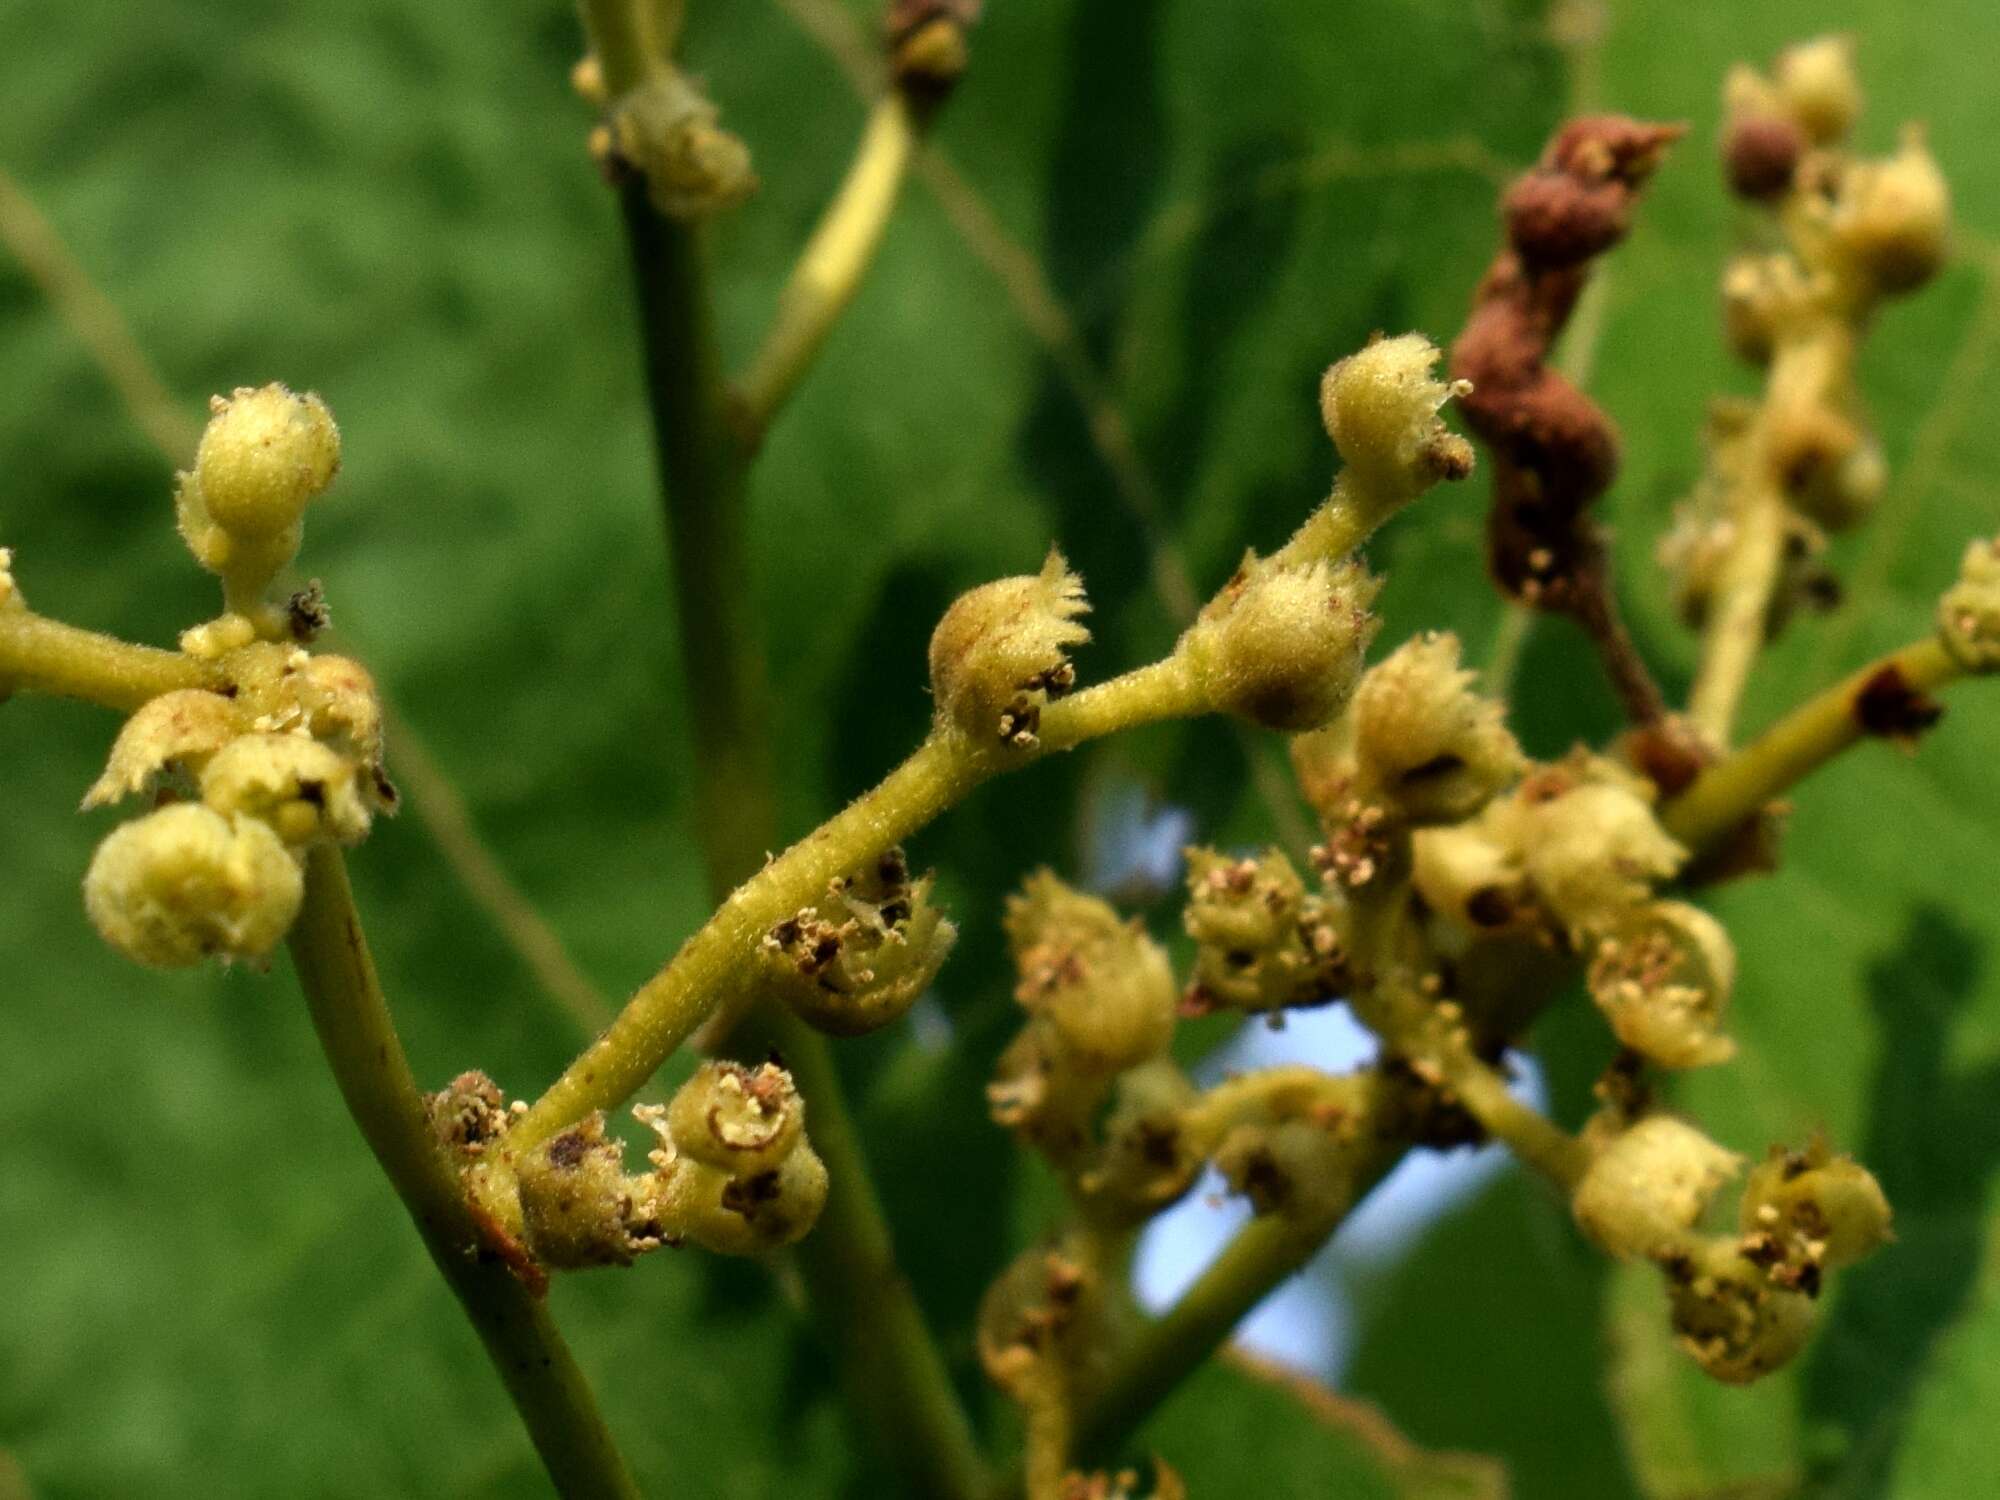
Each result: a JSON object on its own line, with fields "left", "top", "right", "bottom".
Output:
{"left": 1180, "top": 554, "right": 1380, "bottom": 732}
{"left": 1346, "top": 631, "right": 1523, "bottom": 824}
{"left": 1180, "top": 847, "right": 1348, "bottom": 1015}
{"left": 1319, "top": 333, "right": 1475, "bottom": 503}
{"left": 929, "top": 549, "right": 1089, "bottom": 747}
{"left": 83, "top": 803, "right": 304, "bottom": 968}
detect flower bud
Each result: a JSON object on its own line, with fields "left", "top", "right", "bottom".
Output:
{"left": 426, "top": 1070, "right": 514, "bottom": 1158}
{"left": 1572, "top": 1115, "right": 1742, "bottom": 1260}
{"left": 1005, "top": 871, "right": 1176, "bottom": 1074}
{"left": 1348, "top": 632, "right": 1522, "bottom": 824}
{"left": 199, "top": 732, "right": 373, "bottom": 845}
{"left": 1181, "top": 555, "right": 1380, "bottom": 731}
{"left": 929, "top": 550, "right": 1089, "bottom": 747}
{"left": 1739, "top": 1141, "right": 1891, "bottom": 1273}
{"left": 1214, "top": 1117, "right": 1352, "bottom": 1220}
{"left": 1319, "top": 333, "right": 1475, "bottom": 502}
{"left": 1722, "top": 114, "right": 1804, "bottom": 201}
{"left": 1494, "top": 754, "right": 1685, "bottom": 937}
{"left": 760, "top": 847, "right": 957, "bottom": 1035}
{"left": 1773, "top": 36, "right": 1861, "bottom": 146}
{"left": 1588, "top": 901, "right": 1737, "bottom": 1069}
{"left": 83, "top": 803, "right": 303, "bottom": 967}
{"left": 1719, "top": 255, "right": 1809, "bottom": 366}
{"left": 81, "top": 689, "right": 244, "bottom": 810}
{"left": 609, "top": 72, "right": 757, "bottom": 220}
{"left": 1411, "top": 821, "right": 1527, "bottom": 931}
{"left": 656, "top": 1143, "right": 829, "bottom": 1255}
{"left": 191, "top": 384, "right": 340, "bottom": 538}
{"left": 1939, "top": 533, "right": 2000, "bottom": 671}
{"left": 1665, "top": 1237, "right": 1818, "bottom": 1384}
{"left": 1830, "top": 129, "right": 1950, "bottom": 297}
{"left": 663, "top": 1060, "right": 806, "bottom": 1177}
{"left": 1181, "top": 847, "right": 1347, "bottom": 1014}
{"left": 1077, "top": 1060, "right": 1201, "bottom": 1221}
{"left": 516, "top": 1112, "right": 667, "bottom": 1269}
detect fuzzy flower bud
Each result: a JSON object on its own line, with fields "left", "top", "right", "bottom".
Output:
{"left": 1005, "top": 872, "right": 1177, "bottom": 1074}
{"left": 1348, "top": 632, "right": 1523, "bottom": 824}
{"left": 663, "top": 1060, "right": 806, "bottom": 1178}
{"left": 1492, "top": 754, "right": 1685, "bottom": 936}
{"left": 759, "top": 847, "right": 957, "bottom": 1035}
{"left": 1319, "top": 333, "right": 1475, "bottom": 505}
{"left": 1180, "top": 555, "right": 1380, "bottom": 731}
{"left": 192, "top": 384, "right": 340, "bottom": 537}
{"left": 1830, "top": 129, "right": 1951, "bottom": 297}
{"left": 1572, "top": 1114, "right": 1743, "bottom": 1261}
{"left": 929, "top": 550, "right": 1090, "bottom": 748}
{"left": 1739, "top": 1141, "right": 1892, "bottom": 1274}
{"left": 516, "top": 1112, "right": 668, "bottom": 1269}
{"left": 1588, "top": 901, "right": 1738, "bottom": 1069}
{"left": 1665, "top": 1237, "right": 1818, "bottom": 1384}
{"left": 199, "top": 732, "right": 373, "bottom": 846}
{"left": 1939, "top": 533, "right": 2000, "bottom": 671}
{"left": 1772, "top": 36, "right": 1862, "bottom": 147}
{"left": 1181, "top": 847, "right": 1347, "bottom": 1015}
{"left": 83, "top": 803, "right": 303, "bottom": 967}
{"left": 81, "top": 689, "right": 244, "bottom": 810}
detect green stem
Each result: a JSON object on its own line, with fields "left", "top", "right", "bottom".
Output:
{"left": 0, "top": 610, "right": 217, "bottom": 711}
{"left": 288, "top": 846, "right": 641, "bottom": 1500}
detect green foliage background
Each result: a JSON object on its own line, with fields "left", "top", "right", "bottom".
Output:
{"left": 3, "top": 1, "right": 1998, "bottom": 1495}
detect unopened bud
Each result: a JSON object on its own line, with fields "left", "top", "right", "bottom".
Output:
{"left": 664, "top": 1060, "right": 806, "bottom": 1177}
{"left": 1939, "top": 533, "right": 2000, "bottom": 671}
{"left": 81, "top": 689, "right": 244, "bottom": 810}
{"left": 84, "top": 803, "right": 303, "bottom": 967}
{"left": 1349, "top": 632, "right": 1522, "bottom": 823}
{"left": 1181, "top": 555, "right": 1379, "bottom": 731}
{"left": 199, "top": 732, "right": 373, "bottom": 846}
{"left": 1740, "top": 1141, "right": 1891, "bottom": 1272}
{"left": 1573, "top": 1114, "right": 1742, "bottom": 1260}
{"left": 1496, "top": 754, "right": 1685, "bottom": 936}
{"left": 1665, "top": 1237, "right": 1818, "bottom": 1384}
{"left": 610, "top": 73, "right": 756, "bottom": 220}
{"left": 1320, "top": 333, "right": 1474, "bottom": 502}
{"left": 1588, "top": 901, "right": 1737, "bottom": 1069}
{"left": 1772, "top": 36, "right": 1862, "bottom": 147}
{"left": 1181, "top": 847, "right": 1347, "bottom": 1014}
{"left": 929, "top": 550, "right": 1089, "bottom": 747}
{"left": 655, "top": 1140, "right": 829, "bottom": 1255}
{"left": 760, "top": 848, "right": 956, "bottom": 1035}
{"left": 1831, "top": 129, "right": 1950, "bottom": 297}
{"left": 1005, "top": 871, "right": 1176, "bottom": 1074}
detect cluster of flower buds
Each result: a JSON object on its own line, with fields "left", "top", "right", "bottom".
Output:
{"left": 987, "top": 872, "right": 1178, "bottom": 1164}
{"left": 1667, "top": 37, "right": 1950, "bottom": 630}
{"left": 77, "top": 386, "right": 405, "bottom": 968}
{"left": 1179, "top": 846, "right": 1348, "bottom": 1018}
{"left": 929, "top": 549, "right": 1090, "bottom": 749}
{"left": 438, "top": 1061, "right": 827, "bottom": 1272}
{"left": 1571, "top": 1109, "right": 1891, "bottom": 1383}
{"left": 757, "top": 846, "right": 957, "bottom": 1035}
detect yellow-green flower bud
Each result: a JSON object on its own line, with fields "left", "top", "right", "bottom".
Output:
{"left": 1180, "top": 555, "right": 1380, "bottom": 731}
{"left": 1772, "top": 36, "right": 1861, "bottom": 147}
{"left": 199, "top": 732, "right": 373, "bottom": 846}
{"left": 663, "top": 1060, "right": 806, "bottom": 1177}
{"left": 1739, "top": 1141, "right": 1892, "bottom": 1273}
{"left": 609, "top": 72, "right": 757, "bottom": 221}
{"left": 929, "top": 550, "right": 1090, "bottom": 748}
{"left": 1076, "top": 1060, "right": 1201, "bottom": 1222}
{"left": 1349, "top": 632, "right": 1522, "bottom": 824}
{"left": 1492, "top": 754, "right": 1685, "bottom": 937}
{"left": 81, "top": 689, "right": 244, "bottom": 810}
{"left": 1665, "top": 1237, "right": 1818, "bottom": 1384}
{"left": 83, "top": 803, "right": 303, "bottom": 968}
{"left": 1938, "top": 533, "right": 2000, "bottom": 672}
{"left": 1831, "top": 129, "right": 1950, "bottom": 297}
{"left": 516, "top": 1112, "right": 667, "bottom": 1269}
{"left": 1005, "top": 870, "right": 1176, "bottom": 1074}
{"left": 192, "top": 384, "right": 340, "bottom": 537}
{"left": 760, "top": 848, "right": 957, "bottom": 1036}
{"left": 656, "top": 1143, "right": 830, "bottom": 1256}
{"left": 1588, "top": 901, "right": 1738, "bottom": 1069}
{"left": 1572, "top": 1114, "right": 1742, "bottom": 1260}
{"left": 1319, "top": 333, "right": 1475, "bottom": 504}
{"left": 1181, "top": 847, "right": 1348, "bottom": 1014}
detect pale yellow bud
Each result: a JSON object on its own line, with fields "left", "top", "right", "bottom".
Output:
{"left": 656, "top": 1142, "right": 829, "bottom": 1255}
{"left": 1496, "top": 755, "right": 1685, "bottom": 936}
{"left": 1740, "top": 1141, "right": 1892, "bottom": 1272}
{"left": 83, "top": 803, "right": 303, "bottom": 967}
{"left": 1573, "top": 1115, "right": 1742, "bottom": 1260}
{"left": 1349, "top": 632, "right": 1522, "bottom": 823}
{"left": 1181, "top": 555, "right": 1380, "bottom": 731}
{"left": 1181, "top": 847, "right": 1348, "bottom": 1014}
{"left": 1831, "top": 129, "right": 1950, "bottom": 296}
{"left": 663, "top": 1060, "right": 806, "bottom": 1177}
{"left": 1319, "top": 333, "right": 1474, "bottom": 501}
{"left": 1773, "top": 36, "right": 1861, "bottom": 146}
{"left": 1005, "top": 871, "right": 1176, "bottom": 1074}
{"left": 81, "top": 689, "right": 244, "bottom": 810}
{"left": 1588, "top": 901, "right": 1738, "bottom": 1069}
{"left": 1411, "top": 821, "right": 1527, "bottom": 931}
{"left": 1939, "top": 533, "right": 2000, "bottom": 671}
{"left": 929, "top": 550, "right": 1090, "bottom": 747}
{"left": 1666, "top": 1238, "right": 1818, "bottom": 1384}
{"left": 198, "top": 732, "right": 373, "bottom": 845}
{"left": 193, "top": 384, "right": 340, "bottom": 536}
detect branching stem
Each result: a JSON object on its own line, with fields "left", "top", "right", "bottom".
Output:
{"left": 288, "top": 846, "right": 641, "bottom": 1500}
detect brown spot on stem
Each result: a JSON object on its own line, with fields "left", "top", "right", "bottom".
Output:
{"left": 1853, "top": 664, "right": 1945, "bottom": 746}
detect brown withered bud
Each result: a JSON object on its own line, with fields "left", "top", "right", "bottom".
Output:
{"left": 1723, "top": 114, "right": 1805, "bottom": 200}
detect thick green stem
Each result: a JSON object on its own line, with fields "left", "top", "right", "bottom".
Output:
{"left": 0, "top": 610, "right": 217, "bottom": 711}
{"left": 288, "top": 846, "right": 641, "bottom": 1500}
